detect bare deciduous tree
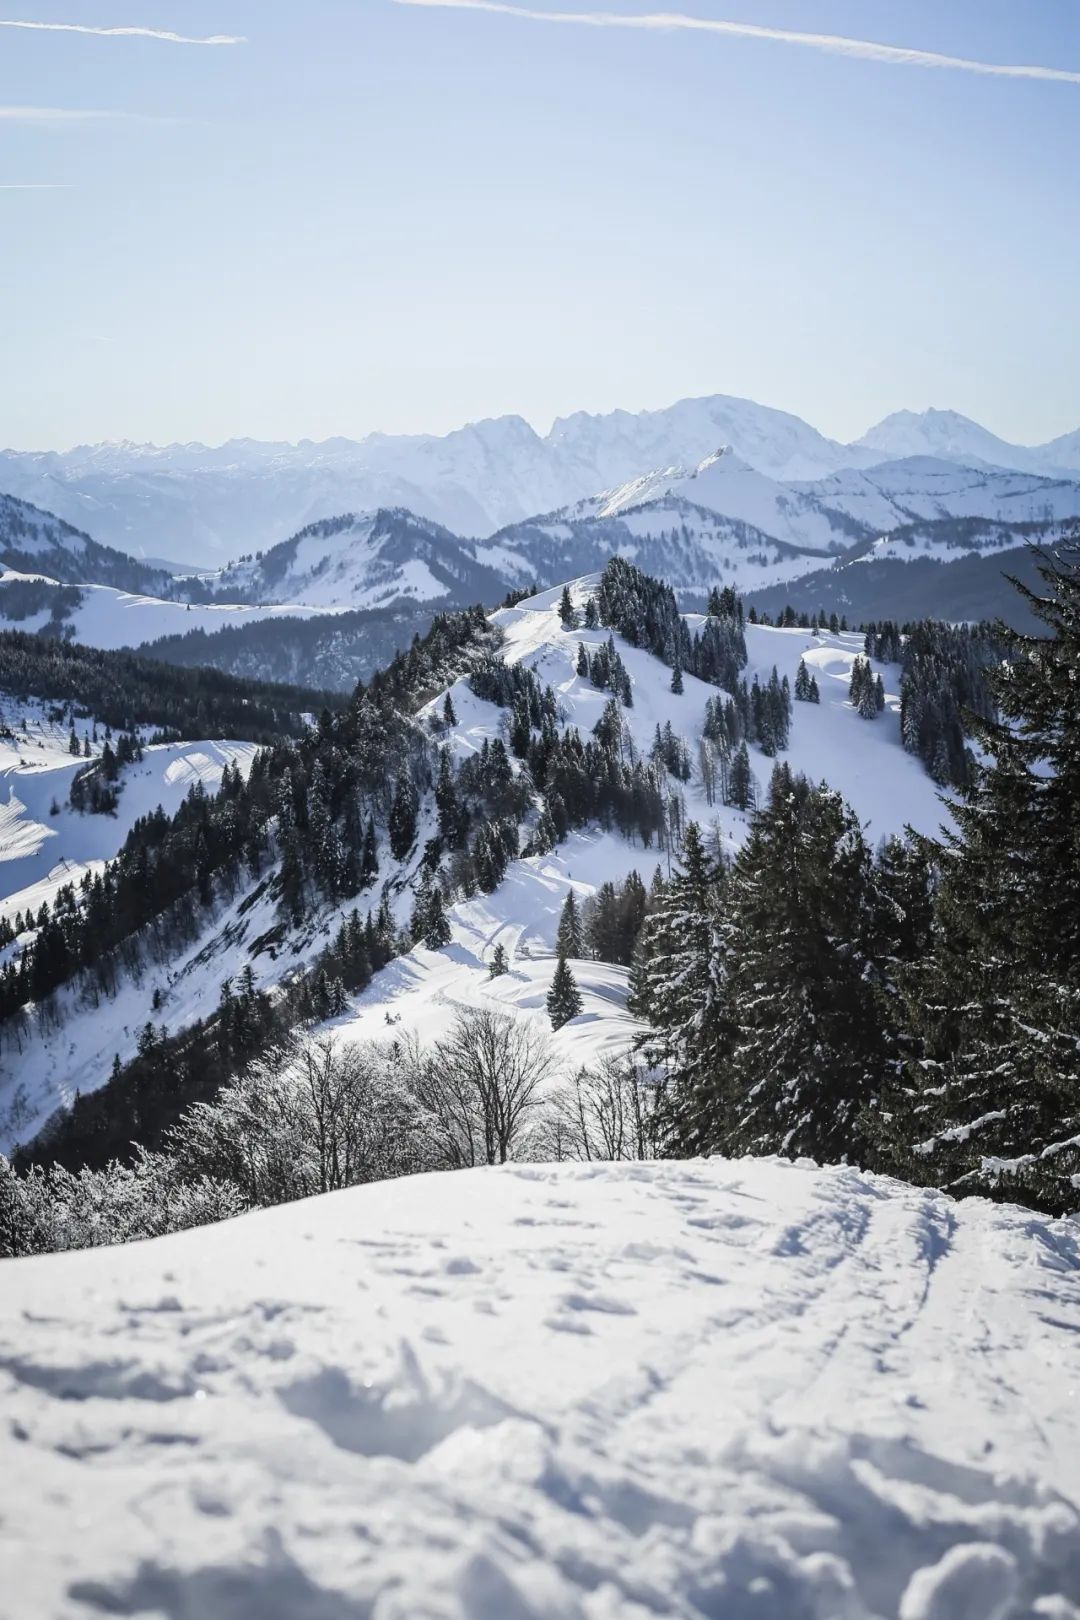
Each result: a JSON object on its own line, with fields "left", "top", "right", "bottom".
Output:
{"left": 406, "top": 1008, "right": 556, "bottom": 1167}
{"left": 541, "top": 1052, "right": 666, "bottom": 1162}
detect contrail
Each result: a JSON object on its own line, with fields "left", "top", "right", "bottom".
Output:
{"left": 392, "top": 0, "right": 1080, "bottom": 86}
{"left": 0, "top": 18, "right": 244, "bottom": 46}
{"left": 0, "top": 105, "right": 169, "bottom": 123}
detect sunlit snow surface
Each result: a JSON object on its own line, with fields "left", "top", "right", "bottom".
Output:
{"left": 0, "top": 581, "right": 953, "bottom": 1155}
{"left": 2, "top": 1157, "right": 1079, "bottom": 1617}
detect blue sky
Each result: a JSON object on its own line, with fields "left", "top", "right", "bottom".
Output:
{"left": 1, "top": 0, "right": 1077, "bottom": 450}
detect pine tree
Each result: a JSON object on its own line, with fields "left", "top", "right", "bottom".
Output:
{"left": 794, "top": 659, "right": 811, "bottom": 701}
{"left": 576, "top": 643, "right": 589, "bottom": 677}
{"left": 389, "top": 770, "right": 418, "bottom": 860}
{"left": 443, "top": 691, "right": 457, "bottom": 729}
{"left": 556, "top": 889, "right": 585, "bottom": 958}
{"left": 635, "top": 824, "right": 732, "bottom": 1146}
{"left": 879, "top": 547, "right": 1080, "bottom": 1212}
{"left": 558, "top": 586, "right": 577, "bottom": 630}
{"left": 547, "top": 956, "right": 583, "bottom": 1029}
{"left": 712, "top": 766, "right": 885, "bottom": 1164}
{"left": 424, "top": 886, "right": 452, "bottom": 950}
{"left": 671, "top": 658, "right": 684, "bottom": 695}
{"left": 489, "top": 942, "right": 509, "bottom": 978}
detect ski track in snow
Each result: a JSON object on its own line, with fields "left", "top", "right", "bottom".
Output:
{"left": 1, "top": 1158, "right": 1079, "bottom": 1618}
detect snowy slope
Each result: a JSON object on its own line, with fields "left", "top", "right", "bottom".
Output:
{"left": 549, "top": 390, "right": 884, "bottom": 484}
{"left": 589, "top": 447, "right": 866, "bottom": 552}
{"left": 3, "top": 1156, "right": 1079, "bottom": 1619}
{"left": 213, "top": 508, "right": 509, "bottom": 611}
{"left": 792, "top": 456, "right": 1080, "bottom": 534}
{"left": 331, "top": 581, "right": 948, "bottom": 1075}
{"left": 0, "top": 492, "right": 166, "bottom": 594}
{"left": 0, "top": 570, "right": 344, "bottom": 652}
{"left": 0, "top": 699, "right": 260, "bottom": 925}
{"left": 0, "top": 578, "right": 952, "bottom": 1155}
{"left": 855, "top": 408, "right": 1078, "bottom": 478}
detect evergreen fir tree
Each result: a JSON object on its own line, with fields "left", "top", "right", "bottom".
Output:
{"left": 489, "top": 942, "right": 509, "bottom": 978}
{"left": 712, "top": 766, "right": 886, "bottom": 1163}
{"left": 424, "top": 886, "right": 452, "bottom": 950}
{"left": 388, "top": 770, "right": 418, "bottom": 860}
{"left": 879, "top": 547, "right": 1080, "bottom": 1211}
{"left": 558, "top": 586, "right": 577, "bottom": 630}
{"left": 547, "top": 955, "right": 583, "bottom": 1029}
{"left": 443, "top": 691, "right": 457, "bottom": 728}
{"left": 671, "top": 658, "right": 684, "bottom": 695}
{"left": 556, "top": 889, "right": 585, "bottom": 958}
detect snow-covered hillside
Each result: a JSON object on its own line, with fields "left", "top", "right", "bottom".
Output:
{"left": 4, "top": 1155, "right": 1079, "bottom": 1619}
{"left": 0, "top": 699, "right": 260, "bottom": 927}
{"left": 855, "top": 408, "right": 1080, "bottom": 478}
{"left": 793, "top": 456, "right": 1080, "bottom": 533}
{"left": 585, "top": 447, "right": 866, "bottom": 553}
{"left": 213, "top": 509, "right": 508, "bottom": 610}
{"left": 0, "top": 492, "right": 166, "bottom": 594}
{"left": 0, "top": 579, "right": 949, "bottom": 1157}
{"left": 6, "top": 390, "right": 1076, "bottom": 559}
{"left": 0, "top": 569, "right": 343, "bottom": 652}
{"left": 329, "top": 582, "right": 946, "bottom": 1064}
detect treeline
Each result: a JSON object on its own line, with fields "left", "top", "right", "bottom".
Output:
{"left": 630, "top": 548, "right": 1080, "bottom": 1215}
{"left": 0, "top": 607, "right": 500, "bottom": 1038}
{"left": 596, "top": 559, "right": 748, "bottom": 695}
{"left": 0, "top": 629, "right": 347, "bottom": 742}
{"left": 137, "top": 604, "right": 436, "bottom": 694}
{"left": 899, "top": 622, "right": 1001, "bottom": 788}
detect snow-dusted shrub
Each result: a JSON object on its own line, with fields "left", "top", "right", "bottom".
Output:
{"left": 170, "top": 1034, "right": 437, "bottom": 1206}
{"left": 0, "top": 1148, "right": 245, "bottom": 1258}
{"left": 539, "top": 1054, "right": 666, "bottom": 1163}
{"left": 403, "top": 1007, "right": 557, "bottom": 1167}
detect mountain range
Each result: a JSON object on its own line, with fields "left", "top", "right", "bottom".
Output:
{"left": 2, "top": 393, "right": 1077, "bottom": 560}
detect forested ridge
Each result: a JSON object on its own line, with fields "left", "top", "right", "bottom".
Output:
{"left": 0, "top": 629, "right": 347, "bottom": 741}
{"left": 2, "top": 547, "right": 1078, "bottom": 1254}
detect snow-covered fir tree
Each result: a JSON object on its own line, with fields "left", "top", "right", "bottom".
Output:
{"left": 547, "top": 956, "right": 583, "bottom": 1029}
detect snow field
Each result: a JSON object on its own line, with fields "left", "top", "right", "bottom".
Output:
{"left": 1, "top": 1157, "right": 1078, "bottom": 1618}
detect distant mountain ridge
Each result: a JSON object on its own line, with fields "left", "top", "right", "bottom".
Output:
{"left": 2, "top": 392, "right": 1076, "bottom": 557}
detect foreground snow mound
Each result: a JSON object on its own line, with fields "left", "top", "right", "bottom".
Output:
{"left": 3, "top": 1159, "right": 1079, "bottom": 1619}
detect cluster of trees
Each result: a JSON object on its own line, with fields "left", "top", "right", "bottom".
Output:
{"left": 629, "top": 548, "right": 1080, "bottom": 1214}
{"left": 0, "top": 607, "right": 500, "bottom": 1034}
{"left": 899, "top": 622, "right": 1000, "bottom": 788}
{"left": 139, "top": 604, "right": 436, "bottom": 695}
{"left": 0, "top": 629, "right": 344, "bottom": 741}
{"left": 596, "top": 558, "right": 747, "bottom": 695}
{"left": 849, "top": 655, "right": 886, "bottom": 719}
{"left": 0, "top": 580, "right": 83, "bottom": 627}
{"left": 1, "top": 1013, "right": 666, "bottom": 1256}
{"left": 68, "top": 731, "right": 144, "bottom": 815}
{"left": 576, "top": 635, "right": 633, "bottom": 706}
{"left": 794, "top": 659, "right": 821, "bottom": 703}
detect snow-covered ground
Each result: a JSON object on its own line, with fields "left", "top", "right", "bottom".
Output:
{"left": 0, "top": 699, "right": 260, "bottom": 924}
{"left": 332, "top": 581, "right": 949, "bottom": 1066}
{"left": 0, "top": 579, "right": 954, "bottom": 1156}
{"left": 3, "top": 1156, "right": 1079, "bottom": 1618}
{"left": 1, "top": 569, "right": 342, "bottom": 652}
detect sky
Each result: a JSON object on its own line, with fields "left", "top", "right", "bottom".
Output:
{"left": 0, "top": 0, "right": 1078, "bottom": 451}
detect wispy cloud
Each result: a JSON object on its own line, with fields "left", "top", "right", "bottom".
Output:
{"left": 0, "top": 18, "right": 243, "bottom": 46}
{"left": 0, "top": 105, "right": 136, "bottom": 123}
{"left": 392, "top": 0, "right": 1080, "bottom": 86}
